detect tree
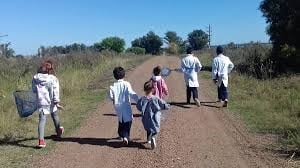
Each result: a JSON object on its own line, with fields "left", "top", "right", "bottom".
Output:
{"left": 260, "top": 0, "right": 300, "bottom": 72}
{"left": 99, "top": 37, "right": 125, "bottom": 53}
{"left": 187, "top": 30, "right": 209, "bottom": 50}
{"left": 164, "top": 31, "right": 182, "bottom": 45}
{"left": 131, "top": 31, "right": 163, "bottom": 55}
{"left": 164, "top": 31, "right": 186, "bottom": 54}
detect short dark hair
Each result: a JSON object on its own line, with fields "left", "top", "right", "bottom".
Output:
{"left": 153, "top": 66, "right": 161, "bottom": 76}
{"left": 113, "top": 67, "right": 125, "bottom": 80}
{"left": 144, "top": 81, "right": 153, "bottom": 94}
{"left": 186, "top": 46, "right": 193, "bottom": 54}
{"left": 216, "top": 46, "right": 224, "bottom": 55}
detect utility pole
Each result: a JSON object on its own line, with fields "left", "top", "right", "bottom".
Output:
{"left": 206, "top": 25, "right": 212, "bottom": 49}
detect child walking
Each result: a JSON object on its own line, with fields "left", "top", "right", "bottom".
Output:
{"left": 150, "top": 66, "right": 168, "bottom": 99}
{"left": 32, "top": 60, "right": 64, "bottom": 148}
{"left": 136, "top": 81, "right": 170, "bottom": 149}
{"left": 108, "top": 67, "right": 138, "bottom": 145}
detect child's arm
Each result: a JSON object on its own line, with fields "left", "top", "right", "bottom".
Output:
{"left": 108, "top": 86, "right": 114, "bottom": 103}
{"left": 52, "top": 77, "right": 60, "bottom": 104}
{"left": 161, "top": 79, "right": 168, "bottom": 96}
{"left": 53, "top": 77, "right": 64, "bottom": 109}
{"left": 136, "top": 98, "right": 143, "bottom": 112}
{"left": 158, "top": 98, "right": 170, "bottom": 110}
{"left": 127, "top": 83, "right": 139, "bottom": 102}
{"left": 195, "top": 58, "right": 202, "bottom": 73}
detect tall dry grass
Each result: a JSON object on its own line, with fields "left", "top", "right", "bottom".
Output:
{"left": 0, "top": 52, "right": 149, "bottom": 167}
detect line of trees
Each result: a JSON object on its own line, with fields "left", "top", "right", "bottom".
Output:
{"left": 1, "top": 29, "right": 209, "bottom": 58}
{"left": 35, "top": 29, "right": 209, "bottom": 57}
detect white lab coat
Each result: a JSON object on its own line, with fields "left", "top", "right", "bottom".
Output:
{"left": 108, "top": 79, "right": 138, "bottom": 123}
{"left": 212, "top": 54, "right": 234, "bottom": 87}
{"left": 180, "top": 54, "right": 202, "bottom": 87}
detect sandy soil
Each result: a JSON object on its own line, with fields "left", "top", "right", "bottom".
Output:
{"left": 33, "top": 56, "right": 288, "bottom": 168}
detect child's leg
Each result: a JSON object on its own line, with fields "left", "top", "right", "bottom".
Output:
{"left": 118, "top": 122, "right": 123, "bottom": 138}
{"left": 220, "top": 82, "right": 228, "bottom": 101}
{"left": 50, "top": 112, "right": 61, "bottom": 131}
{"left": 146, "top": 130, "right": 151, "bottom": 142}
{"left": 123, "top": 121, "right": 132, "bottom": 139}
{"left": 38, "top": 112, "right": 47, "bottom": 140}
{"left": 191, "top": 87, "right": 199, "bottom": 101}
{"left": 186, "top": 86, "right": 191, "bottom": 104}
{"left": 217, "top": 86, "right": 222, "bottom": 101}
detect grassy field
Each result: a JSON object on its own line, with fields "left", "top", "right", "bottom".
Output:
{"left": 196, "top": 51, "right": 300, "bottom": 151}
{"left": 0, "top": 53, "right": 149, "bottom": 167}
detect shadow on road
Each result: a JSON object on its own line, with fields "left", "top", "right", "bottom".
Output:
{"left": 103, "top": 113, "right": 142, "bottom": 118}
{"left": 46, "top": 135, "right": 147, "bottom": 149}
{"left": 169, "top": 102, "right": 193, "bottom": 109}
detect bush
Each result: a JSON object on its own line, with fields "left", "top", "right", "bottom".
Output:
{"left": 99, "top": 37, "right": 125, "bottom": 53}
{"left": 126, "top": 47, "right": 146, "bottom": 55}
{"left": 224, "top": 43, "right": 273, "bottom": 79}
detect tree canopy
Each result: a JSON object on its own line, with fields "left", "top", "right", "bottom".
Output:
{"left": 260, "top": 0, "right": 300, "bottom": 72}
{"left": 131, "top": 31, "right": 163, "bottom": 55}
{"left": 99, "top": 37, "right": 125, "bottom": 53}
{"left": 187, "top": 30, "right": 209, "bottom": 50}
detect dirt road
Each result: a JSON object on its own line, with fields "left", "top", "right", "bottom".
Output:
{"left": 34, "top": 56, "right": 285, "bottom": 168}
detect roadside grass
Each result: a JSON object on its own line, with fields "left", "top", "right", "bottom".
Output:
{"left": 197, "top": 52, "right": 300, "bottom": 151}
{"left": 0, "top": 53, "right": 149, "bottom": 168}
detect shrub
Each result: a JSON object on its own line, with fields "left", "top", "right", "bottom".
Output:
{"left": 126, "top": 47, "right": 146, "bottom": 55}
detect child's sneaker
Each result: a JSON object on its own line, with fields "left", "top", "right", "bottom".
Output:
{"left": 57, "top": 126, "right": 64, "bottom": 137}
{"left": 147, "top": 135, "right": 151, "bottom": 144}
{"left": 123, "top": 137, "right": 129, "bottom": 145}
{"left": 195, "top": 98, "right": 201, "bottom": 107}
{"left": 37, "top": 139, "right": 46, "bottom": 148}
{"left": 223, "top": 100, "right": 228, "bottom": 107}
{"left": 151, "top": 137, "right": 156, "bottom": 150}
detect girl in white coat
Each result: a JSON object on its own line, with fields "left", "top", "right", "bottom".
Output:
{"left": 32, "top": 60, "right": 64, "bottom": 148}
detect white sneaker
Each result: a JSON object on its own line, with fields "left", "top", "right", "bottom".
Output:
{"left": 123, "top": 137, "right": 129, "bottom": 145}
{"left": 195, "top": 98, "right": 201, "bottom": 107}
{"left": 147, "top": 140, "right": 151, "bottom": 144}
{"left": 151, "top": 137, "right": 156, "bottom": 150}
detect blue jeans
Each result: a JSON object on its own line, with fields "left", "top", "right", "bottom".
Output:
{"left": 218, "top": 82, "right": 228, "bottom": 101}
{"left": 186, "top": 86, "right": 198, "bottom": 103}
{"left": 118, "top": 120, "right": 132, "bottom": 139}
{"left": 38, "top": 112, "right": 61, "bottom": 140}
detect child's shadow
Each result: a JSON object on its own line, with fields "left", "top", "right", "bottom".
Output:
{"left": 47, "top": 135, "right": 147, "bottom": 149}
{"left": 0, "top": 137, "right": 37, "bottom": 149}
{"left": 103, "top": 113, "right": 142, "bottom": 118}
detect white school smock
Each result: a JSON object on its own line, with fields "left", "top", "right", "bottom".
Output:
{"left": 32, "top": 73, "right": 60, "bottom": 114}
{"left": 181, "top": 54, "right": 202, "bottom": 87}
{"left": 108, "top": 79, "right": 138, "bottom": 123}
{"left": 212, "top": 54, "right": 234, "bottom": 87}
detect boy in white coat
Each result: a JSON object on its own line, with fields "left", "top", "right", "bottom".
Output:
{"left": 108, "top": 67, "right": 138, "bottom": 145}
{"left": 212, "top": 46, "right": 234, "bottom": 107}
{"left": 180, "top": 47, "right": 202, "bottom": 107}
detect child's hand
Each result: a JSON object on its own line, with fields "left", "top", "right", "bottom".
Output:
{"left": 56, "top": 104, "right": 64, "bottom": 110}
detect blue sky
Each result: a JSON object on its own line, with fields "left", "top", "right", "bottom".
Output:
{"left": 0, "top": 0, "right": 269, "bottom": 55}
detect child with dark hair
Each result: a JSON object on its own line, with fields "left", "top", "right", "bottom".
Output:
{"left": 150, "top": 66, "right": 168, "bottom": 99}
{"left": 136, "top": 81, "right": 170, "bottom": 149}
{"left": 108, "top": 67, "right": 138, "bottom": 145}
{"left": 32, "top": 60, "right": 64, "bottom": 148}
